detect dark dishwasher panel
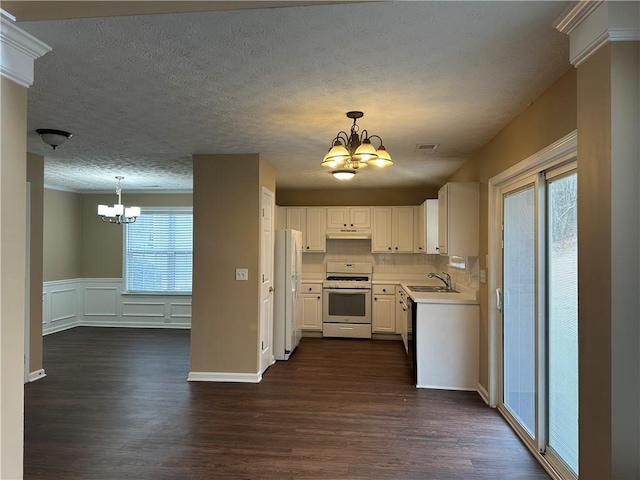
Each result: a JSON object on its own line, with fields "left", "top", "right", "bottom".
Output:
{"left": 407, "top": 297, "right": 417, "bottom": 385}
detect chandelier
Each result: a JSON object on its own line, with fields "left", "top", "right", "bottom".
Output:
{"left": 321, "top": 111, "right": 393, "bottom": 180}
{"left": 97, "top": 176, "right": 141, "bottom": 224}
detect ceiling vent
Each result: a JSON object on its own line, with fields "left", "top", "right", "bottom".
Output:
{"left": 415, "top": 143, "right": 440, "bottom": 154}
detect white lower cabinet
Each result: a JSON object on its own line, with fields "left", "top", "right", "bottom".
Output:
{"left": 415, "top": 303, "right": 479, "bottom": 390}
{"left": 396, "top": 287, "right": 408, "bottom": 336}
{"left": 299, "top": 284, "right": 322, "bottom": 331}
{"left": 372, "top": 285, "right": 396, "bottom": 333}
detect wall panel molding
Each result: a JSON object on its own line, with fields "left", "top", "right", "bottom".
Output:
{"left": 43, "top": 278, "right": 191, "bottom": 334}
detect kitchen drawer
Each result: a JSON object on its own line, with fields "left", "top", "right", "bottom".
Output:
{"left": 373, "top": 284, "right": 395, "bottom": 295}
{"left": 301, "top": 283, "right": 322, "bottom": 294}
{"left": 322, "top": 323, "right": 372, "bottom": 339}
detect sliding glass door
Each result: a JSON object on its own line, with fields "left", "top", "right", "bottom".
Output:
{"left": 502, "top": 180, "right": 537, "bottom": 438}
{"left": 499, "top": 162, "right": 578, "bottom": 479}
{"left": 546, "top": 167, "right": 578, "bottom": 476}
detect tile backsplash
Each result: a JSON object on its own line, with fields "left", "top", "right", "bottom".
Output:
{"left": 436, "top": 255, "right": 480, "bottom": 290}
{"left": 302, "top": 239, "right": 438, "bottom": 276}
{"left": 302, "top": 239, "right": 479, "bottom": 290}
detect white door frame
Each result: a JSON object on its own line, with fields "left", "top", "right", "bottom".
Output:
{"left": 259, "top": 186, "right": 275, "bottom": 374}
{"left": 24, "top": 182, "right": 31, "bottom": 383}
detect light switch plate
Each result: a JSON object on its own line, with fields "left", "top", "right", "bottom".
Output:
{"left": 480, "top": 270, "right": 486, "bottom": 283}
{"left": 235, "top": 268, "right": 248, "bottom": 281}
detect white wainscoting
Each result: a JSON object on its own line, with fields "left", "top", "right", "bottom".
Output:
{"left": 42, "top": 278, "right": 191, "bottom": 335}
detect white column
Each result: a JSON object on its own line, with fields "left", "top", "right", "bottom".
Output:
{"left": 0, "top": 13, "right": 50, "bottom": 479}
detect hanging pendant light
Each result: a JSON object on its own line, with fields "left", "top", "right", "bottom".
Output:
{"left": 97, "top": 176, "right": 141, "bottom": 224}
{"left": 321, "top": 111, "right": 393, "bottom": 180}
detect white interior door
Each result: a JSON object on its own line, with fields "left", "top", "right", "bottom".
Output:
{"left": 259, "top": 187, "right": 275, "bottom": 374}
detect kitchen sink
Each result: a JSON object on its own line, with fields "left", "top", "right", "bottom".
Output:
{"left": 407, "top": 285, "right": 458, "bottom": 293}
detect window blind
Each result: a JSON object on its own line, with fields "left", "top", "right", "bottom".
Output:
{"left": 125, "top": 208, "right": 193, "bottom": 293}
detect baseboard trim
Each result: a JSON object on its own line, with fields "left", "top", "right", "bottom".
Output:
{"left": 28, "top": 369, "right": 47, "bottom": 382}
{"left": 301, "top": 331, "right": 322, "bottom": 338}
{"left": 79, "top": 321, "right": 190, "bottom": 329}
{"left": 187, "top": 371, "right": 262, "bottom": 383}
{"left": 477, "top": 382, "right": 490, "bottom": 406}
{"left": 43, "top": 320, "right": 80, "bottom": 336}
{"left": 415, "top": 384, "right": 478, "bottom": 391}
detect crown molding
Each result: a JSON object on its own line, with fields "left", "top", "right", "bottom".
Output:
{"left": 552, "top": 1, "right": 603, "bottom": 35}
{"left": 0, "top": 16, "right": 51, "bottom": 87}
{"left": 554, "top": 1, "right": 640, "bottom": 67}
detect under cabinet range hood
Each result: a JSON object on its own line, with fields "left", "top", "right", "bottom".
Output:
{"left": 325, "top": 228, "right": 372, "bottom": 240}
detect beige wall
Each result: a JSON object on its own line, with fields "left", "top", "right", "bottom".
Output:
{"left": 447, "top": 68, "right": 577, "bottom": 389}
{"left": 44, "top": 192, "right": 193, "bottom": 280}
{"left": 0, "top": 76, "right": 27, "bottom": 480}
{"left": 610, "top": 41, "right": 640, "bottom": 477}
{"left": 80, "top": 193, "right": 192, "bottom": 278}
{"left": 576, "top": 44, "right": 613, "bottom": 479}
{"left": 191, "top": 154, "right": 274, "bottom": 375}
{"left": 43, "top": 189, "right": 83, "bottom": 281}
{"left": 27, "top": 153, "right": 44, "bottom": 371}
{"left": 277, "top": 187, "right": 438, "bottom": 206}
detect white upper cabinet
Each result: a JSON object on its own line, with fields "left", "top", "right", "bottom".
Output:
{"left": 326, "top": 207, "right": 371, "bottom": 229}
{"left": 284, "top": 207, "right": 326, "bottom": 252}
{"left": 372, "top": 206, "right": 414, "bottom": 253}
{"left": 425, "top": 199, "right": 439, "bottom": 254}
{"left": 414, "top": 203, "right": 426, "bottom": 253}
{"left": 437, "top": 182, "right": 479, "bottom": 256}
{"left": 372, "top": 207, "right": 393, "bottom": 252}
{"left": 305, "top": 208, "right": 326, "bottom": 252}
{"left": 276, "top": 206, "right": 287, "bottom": 230}
{"left": 286, "top": 207, "right": 307, "bottom": 247}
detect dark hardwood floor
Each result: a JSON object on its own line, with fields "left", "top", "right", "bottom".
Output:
{"left": 25, "top": 328, "right": 549, "bottom": 479}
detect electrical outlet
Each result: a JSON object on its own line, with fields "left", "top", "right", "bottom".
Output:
{"left": 235, "top": 268, "right": 248, "bottom": 281}
{"left": 480, "top": 270, "right": 486, "bottom": 283}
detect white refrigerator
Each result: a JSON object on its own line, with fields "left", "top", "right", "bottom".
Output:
{"left": 273, "top": 229, "right": 303, "bottom": 361}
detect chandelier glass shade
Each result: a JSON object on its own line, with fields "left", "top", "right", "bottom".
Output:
{"left": 322, "top": 111, "right": 393, "bottom": 180}
{"left": 97, "top": 176, "right": 141, "bottom": 224}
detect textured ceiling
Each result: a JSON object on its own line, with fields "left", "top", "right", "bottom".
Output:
{"left": 17, "top": 1, "right": 570, "bottom": 193}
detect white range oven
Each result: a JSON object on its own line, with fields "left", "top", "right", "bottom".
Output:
{"left": 322, "top": 262, "right": 372, "bottom": 339}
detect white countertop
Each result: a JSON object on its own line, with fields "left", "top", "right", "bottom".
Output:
{"left": 400, "top": 282, "right": 479, "bottom": 305}
{"left": 301, "top": 273, "right": 479, "bottom": 305}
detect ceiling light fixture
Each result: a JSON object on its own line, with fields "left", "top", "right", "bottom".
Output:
{"left": 332, "top": 170, "right": 357, "bottom": 181}
{"left": 97, "top": 176, "right": 141, "bottom": 224}
{"left": 322, "top": 111, "right": 393, "bottom": 180}
{"left": 35, "top": 128, "right": 72, "bottom": 150}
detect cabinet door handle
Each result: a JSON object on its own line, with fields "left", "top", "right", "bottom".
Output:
{"left": 419, "top": 246, "right": 423, "bottom": 250}
{"left": 496, "top": 288, "right": 502, "bottom": 311}
{"left": 350, "top": 223, "right": 354, "bottom": 227}
{"left": 306, "top": 246, "right": 310, "bottom": 249}
{"left": 317, "top": 296, "right": 320, "bottom": 300}
{"left": 309, "top": 287, "right": 312, "bottom": 291}
{"left": 374, "top": 297, "right": 377, "bottom": 301}
{"left": 395, "top": 247, "right": 398, "bottom": 250}
{"left": 382, "top": 288, "right": 386, "bottom": 293}
{"left": 388, "top": 247, "right": 392, "bottom": 250}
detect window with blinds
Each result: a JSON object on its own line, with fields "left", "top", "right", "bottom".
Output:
{"left": 124, "top": 207, "right": 193, "bottom": 293}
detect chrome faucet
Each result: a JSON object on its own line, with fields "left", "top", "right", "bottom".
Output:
{"left": 428, "top": 271, "right": 452, "bottom": 291}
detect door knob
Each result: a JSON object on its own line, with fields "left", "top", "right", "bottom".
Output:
{"left": 269, "top": 286, "right": 275, "bottom": 293}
